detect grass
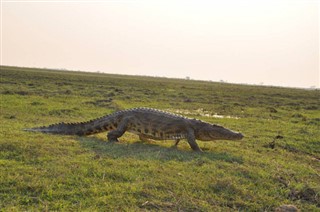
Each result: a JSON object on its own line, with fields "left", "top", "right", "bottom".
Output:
{"left": 0, "top": 65, "right": 319, "bottom": 211}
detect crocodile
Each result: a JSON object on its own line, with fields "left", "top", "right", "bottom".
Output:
{"left": 24, "top": 107, "right": 243, "bottom": 151}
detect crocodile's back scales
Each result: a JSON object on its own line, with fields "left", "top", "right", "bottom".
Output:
{"left": 122, "top": 108, "right": 190, "bottom": 140}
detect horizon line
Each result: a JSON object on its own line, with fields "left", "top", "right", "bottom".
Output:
{"left": 1, "top": 64, "right": 319, "bottom": 90}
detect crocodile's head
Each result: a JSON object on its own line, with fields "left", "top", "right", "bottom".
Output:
{"left": 196, "top": 123, "right": 244, "bottom": 141}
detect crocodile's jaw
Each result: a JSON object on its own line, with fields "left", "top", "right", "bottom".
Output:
{"left": 225, "top": 132, "right": 244, "bottom": 140}
{"left": 196, "top": 124, "right": 244, "bottom": 141}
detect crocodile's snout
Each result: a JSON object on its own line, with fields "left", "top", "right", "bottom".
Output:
{"left": 236, "top": 133, "right": 244, "bottom": 140}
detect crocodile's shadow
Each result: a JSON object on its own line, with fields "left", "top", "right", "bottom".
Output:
{"left": 78, "top": 137, "right": 243, "bottom": 163}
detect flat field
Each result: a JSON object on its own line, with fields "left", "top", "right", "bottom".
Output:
{"left": 0, "top": 66, "right": 319, "bottom": 211}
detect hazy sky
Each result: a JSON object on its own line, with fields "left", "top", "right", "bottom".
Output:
{"left": 1, "top": 0, "right": 319, "bottom": 88}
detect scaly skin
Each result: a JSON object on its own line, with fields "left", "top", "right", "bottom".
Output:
{"left": 24, "top": 107, "right": 244, "bottom": 151}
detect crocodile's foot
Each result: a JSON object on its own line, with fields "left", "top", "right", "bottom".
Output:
{"left": 108, "top": 138, "right": 119, "bottom": 142}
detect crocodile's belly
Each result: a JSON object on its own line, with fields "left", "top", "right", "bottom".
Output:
{"left": 128, "top": 129, "right": 187, "bottom": 140}
{"left": 126, "top": 117, "right": 189, "bottom": 140}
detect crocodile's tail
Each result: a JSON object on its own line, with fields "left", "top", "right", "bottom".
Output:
{"left": 23, "top": 116, "right": 114, "bottom": 136}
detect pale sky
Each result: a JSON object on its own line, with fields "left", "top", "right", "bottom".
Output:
{"left": 1, "top": 0, "right": 319, "bottom": 88}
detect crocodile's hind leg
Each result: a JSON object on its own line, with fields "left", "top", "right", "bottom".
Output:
{"left": 174, "top": 139, "right": 180, "bottom": 146}
{"left": 107, "top": 119, "right": 129, "bottom": 142}
{"left": 170, "top": 139, "right": 181, "bottom": 149}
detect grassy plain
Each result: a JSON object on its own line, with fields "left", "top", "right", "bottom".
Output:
{"left": 0, "top": 66, "right": 319, "bottom": 211}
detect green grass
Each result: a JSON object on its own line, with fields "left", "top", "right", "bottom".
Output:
{"left": 1, "top": 65, "right": 319, "bottom": 211}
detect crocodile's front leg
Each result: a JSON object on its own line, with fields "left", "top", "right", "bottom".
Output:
{"left": 186, "top": 129, "right": 202, "bottom": 152}
{"left": 107, "top": 118, "right": 129, "bottom": 142}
